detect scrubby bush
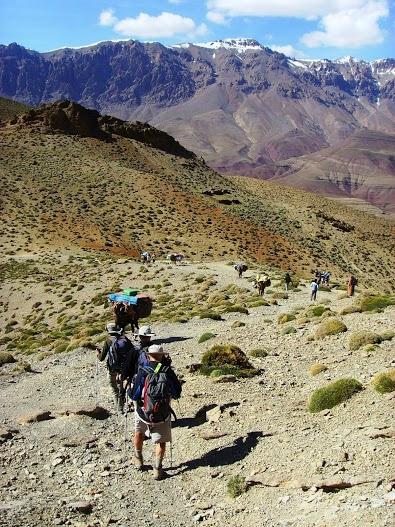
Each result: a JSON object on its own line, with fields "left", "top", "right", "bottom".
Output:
{"left": 315, "top": 319, "right": 347, "bottom": 339}
{"left": 223, "top": 305, "right": 249, "bottom": 315}
{"left": 372, "top": 369, "right": 395, "bottom": 394}
{"left": 359, "top": 295, "right": 395, "bottom": 312}
{"left": 308, "top": 378, "right": 363, "bottom": 413}
{"left": 249, "top": 348, "right": 269, "bottom": 358}
{"left": 380, "top": 330, "right": 395, "bottom": 342}
{"left": 199, "top": 311, "right": 222, "bottom": 321}
{"left": 227, "top": 476, "right": 247, "bottom": 498}
{"left": 349, "top": 330, "right": 382, "bottom": 351}
{"left": 12, "top": 360, "right": 32, "bottom": 373}
{"left": 198, "top": 332, "right": 215, "bottom": 344}
{"left": 339, "top": 305, "right": 362, "bottom": 315}
{"left": 309, "top": 363, "right": 328, "bottom": 376}
{"left": 277, "top": 313, "right": 296, "bottom": 324}
{"left": 281, "top": 326, "right": 296, "bottom": 335}
{"left": 231, "top": 321, "right": 245, "bottom": 328}
{"left": 0, "top": 351, "right": 16, "bottom": 366}
{"left": 272, "top": 292, "right": 288, "bottom": 300}
{"left": 200, "top": 344, "right": 256, "bottom": 378}
{"left": 306, "top": 305, "right": 329, "bottom": 318}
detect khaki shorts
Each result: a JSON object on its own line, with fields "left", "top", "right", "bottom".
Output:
{"left": 134, "top": 413, "right": 172, "bottom": 444}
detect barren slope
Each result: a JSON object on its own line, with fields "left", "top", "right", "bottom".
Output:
{"left": 0, "top": 100, "right": 394, "bottom": 288}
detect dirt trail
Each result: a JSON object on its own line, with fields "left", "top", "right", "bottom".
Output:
{"left": 0, "top": 260, "right": 394, "bottom": 527}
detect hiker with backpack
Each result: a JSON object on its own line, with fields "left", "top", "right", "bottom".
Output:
{"left": 347, "top": 274, "right": 358, "bottom": 297}
{"left": 284, "top": 272, "right": 292, "bottom": 291}
{"left": 98, "top": 323, "right": 139, "bottom": 412}
{"left": 310, "top": 279, "right": 318, "bottom": 301}
{"left": 131, "top": 344, "right": 182, "bottom": 480}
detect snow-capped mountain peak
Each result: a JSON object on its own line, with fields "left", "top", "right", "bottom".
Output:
{"left": 173, "top": 38, "right": 263, "bottom": 53}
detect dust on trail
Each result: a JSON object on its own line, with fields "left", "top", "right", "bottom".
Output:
{"left": 0, "top": 259, "right": 394, "bottom": 527}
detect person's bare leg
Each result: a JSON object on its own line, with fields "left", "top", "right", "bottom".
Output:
{"left": 153, "top": 443, "right": 166, "bottom": 480}
{"left": 134, "top": 432, "right": 144, "bottom": 470}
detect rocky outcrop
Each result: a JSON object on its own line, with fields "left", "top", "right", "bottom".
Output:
{"left": 8, "top": 100, "right": 195, "bottom": 158}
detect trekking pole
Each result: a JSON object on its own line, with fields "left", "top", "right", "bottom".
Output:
{"left": 95, "top": 355, "right": 99, "bottom": 406}
{"left": 170, "top": 440, "right": 173, "bottom": 469}
{"left": 123, "top": 405, "right": 129, "bottom": 461}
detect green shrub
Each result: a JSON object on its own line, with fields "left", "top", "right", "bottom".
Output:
{"left": 0, "top": 351, "right": 16, "bottom": 366}
{"left": 277, "top": 313, "right": 296, "bottom": 324}
{"left": 380, "top": 330, "right": 395, "bottom": 342}
{"left": 308, "top": 378, "right": 363, "bottom": 413}
{"left": 281, "top": 326, "right": 296, "bottom": 335}
{"left": 305, "top": 305, "right": 329, "bottom": 318}
{"left": 372, "top": 369, "right": 395, "bottom": 394}
{"left": 272, "top": 292, "right": 288, "bottom": 300}
{"left": 12, "top": 360, "right": 32, "bottom": 373}
{"left": 231, "top": 321, "right": 246, "bottom": 328}
{"left": 198, "top": 332, "right": 215, "bottom": 344}
{"left": 315, "top": 319, "right": 347, "bottom": 339}
{"left": 199, "top": 312, "right": 222, "bottom": 321}
{"left": 249, "top": 348, "right": 269, "bottom": 358}
{"left": 200, "top": 344, "right": 256, "bottom": 378}
{"left": 223, "top": 305, "right": 249, "bottom": 315}
{"left": 349, "top": 330, "right": 381, "bottom": 351}
{"left": 359, "top": 295, "right": 395, "bottom": 312}
{"left": 309, "top": 363, "right": 328, "bottom": 376}
{"left": 339, "top": 305, "right": 362, "bottom": 315}
{"left": 227, "top": 476, "right": 247, "bottom": 498}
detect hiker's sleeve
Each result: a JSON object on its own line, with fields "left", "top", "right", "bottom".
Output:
{"left": 131, "top": 370, "right": 144, "bottom": 401}
{"left": 98, "top": 341, "right": 109, "bottom": 362}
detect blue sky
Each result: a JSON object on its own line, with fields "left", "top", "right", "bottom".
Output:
{"left": 0, "top": 0, "right": 394, "bottom": 60}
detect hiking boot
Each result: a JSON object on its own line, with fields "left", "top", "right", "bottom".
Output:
{"left": 153, "top": 467, "right": 165, "bottom": 481}
{"left": 134, "top": 454, "right": 144, "bottom": 471}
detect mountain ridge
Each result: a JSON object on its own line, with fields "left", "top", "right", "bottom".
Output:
{"left": 1, "top": 39, "right": 394, "bottom": 214}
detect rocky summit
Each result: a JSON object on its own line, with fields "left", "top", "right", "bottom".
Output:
{"left": 1, "top": 39, "right": 394, "bottom": 214}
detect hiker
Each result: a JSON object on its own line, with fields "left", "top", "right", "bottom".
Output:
{"left": 98, "top": 323, "right": 139, "bottom": 412}
{"left": 131, "top": 344, "right": 182, "bottom": 480}
{"left": 235, "top": 262, "right": 246, "bottom": 278}
{"left": 255, "top": 273, "right": 270, "bottom": 296}
{"left": 284, "top": 272, "right": 292, "bottom": 291}
{"left": 315, "top": 270, "right": 322, "bottom": 284}
{"left": 347, "top": 275, "right": 358, "bottom": 297}
{"left": 310, "top": 279, "right": 318, "bottom": 301}
{"left": 134, "top": 325, "right": 172, "bottom": 369}
{"left": 151, "top": 252, "right": 156, "bottom": 263}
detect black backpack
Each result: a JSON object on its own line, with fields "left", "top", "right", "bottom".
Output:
{"left": 107, "top": 335, "right": 133, "bottom": 375}
{"left": 142, "top": 364, "right": 172, "bottom": 423}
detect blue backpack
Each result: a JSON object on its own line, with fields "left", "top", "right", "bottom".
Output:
{"left": 107, "top": 335, "right": 133, "bottom": 375}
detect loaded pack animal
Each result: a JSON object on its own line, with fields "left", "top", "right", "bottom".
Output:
{"left": 254, "top": 275, "right": 271, "bottom": 296}
{"left": 111, "top": 294, "right": 153, "bottom": 333}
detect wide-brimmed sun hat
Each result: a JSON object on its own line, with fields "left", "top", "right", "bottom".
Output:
{"left": 136, "top": 325, "right": 156, "bottom": 337}
{"left": 147, "top": 344, "right": 169, "bottom": 355}
{"left": 106, "top": 322, "right": 123, "bottom": 335}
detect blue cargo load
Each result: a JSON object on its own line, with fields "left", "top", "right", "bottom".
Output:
{"left": 108, "top": 293, "right": 138, "bottom": 305}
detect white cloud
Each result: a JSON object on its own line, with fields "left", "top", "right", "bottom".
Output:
{"left": 99, "top": 9, "right": 118, "bottom": 27}
{"left": 206, "top": 0, "right": 389, "bottom": 48}
{"left": 270, "top": 44, "right": 306, "bottom": 58}
{"left": 301, "top": 1, "right": 389, "bottom": 47}
{"left": 206, "top": 11, "right": 228, "bottom": 24}
{"left": 100, "top": 10, "right": 207, "bottom": 39}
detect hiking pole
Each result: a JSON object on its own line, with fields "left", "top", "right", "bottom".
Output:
{"left": 124, "top": 404, "right": 129, "bottom": 461}
{"left": 95, "top": 355, "right": 99, "bottom": 406}
{"left": 170, "top": 440, "right": 173, "bottom": 469}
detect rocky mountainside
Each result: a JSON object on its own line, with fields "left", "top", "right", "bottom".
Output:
{"left": 0, "top": 99, "right": 394, "bottom": 288}
{"left": 0, "top": 39, "right": 394, "bottom": 212}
